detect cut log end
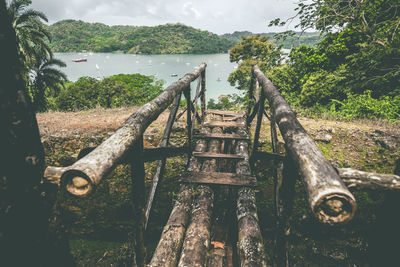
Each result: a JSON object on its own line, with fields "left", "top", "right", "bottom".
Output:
{"left": 62, "top": 170, "right": 94, "bottom": 197}
{"left": 313, "top": 193, "right": 356, "bottom": 224}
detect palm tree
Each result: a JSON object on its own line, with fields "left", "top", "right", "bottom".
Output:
{"left": 30, "top": 56, "right": 67, "bottom": 111}
{"left": 7, "top": 0, "right": 52, "bottom": 69}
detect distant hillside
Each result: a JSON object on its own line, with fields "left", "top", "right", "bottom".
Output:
{"left": 48, "top": 20, "right": 236, "bottom": 54}
{"left": 220, "top": 31, "right": 322, "bottom": 49}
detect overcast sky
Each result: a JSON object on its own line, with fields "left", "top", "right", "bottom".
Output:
{"left": 30, "top": 0, "right": 300, "bottom": 34}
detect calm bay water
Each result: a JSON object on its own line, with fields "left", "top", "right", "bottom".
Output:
{"left": 54, "top": 53, "right": 239, "bottom": 101}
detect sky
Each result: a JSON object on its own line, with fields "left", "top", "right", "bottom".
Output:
{"left": 30, "top": 0, "right": 300, "bottom": 34}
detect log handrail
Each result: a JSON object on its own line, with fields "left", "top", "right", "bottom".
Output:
{"left": 58, "top": 62, "right": 207, "bottom": 197}
{"left": 251, "top": 65, "right": 357, "bottom": 224}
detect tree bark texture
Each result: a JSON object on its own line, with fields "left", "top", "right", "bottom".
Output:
{"left": 253, "top": 65, "right": 356, "bottom": 224}
{"left": 235, "top": 117, "right": 268, "bottom": 267}
{"left": 61, "top": 63, "right": 206, "bottom": 196}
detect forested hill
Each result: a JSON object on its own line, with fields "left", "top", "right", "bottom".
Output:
{"left": 48, "top": 20, "right": 321, "bottom": 54}
{"left": 221, "top": 31, "right": 322, "bottom": 49}
{"left": 47, "top": 20, "right": 235, "bottom": 54}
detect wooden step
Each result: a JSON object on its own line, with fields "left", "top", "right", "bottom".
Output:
{"left": 194, "top": 133, "right": 249, "bottom": 141}
{"left": 223, "top": 117, "right": 239, "bottom": 121}
{"left": 180, "top": 171, "right": 257, "bottom": 186}
{"left": 203, "top": 121, "right": 245, "bottom": 128}
{"left": 192, "top": 152, "right": 246, "bottom": 159}
{"left": 206, "top": 110, "right": 241, "bottom": 116}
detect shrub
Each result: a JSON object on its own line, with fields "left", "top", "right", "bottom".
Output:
{"left": 54, "top": 74, "right": 164, "bottom": 111}
{"left": 331, "top": 91, "right": 400, "bottom": 121}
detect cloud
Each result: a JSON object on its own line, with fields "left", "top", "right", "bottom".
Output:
{"left": 30, "top": 0, "right": 299, "bottom": 34}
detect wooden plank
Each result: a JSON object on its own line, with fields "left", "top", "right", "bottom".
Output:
{"left": 194, "top": 133, "right": 249, "bottom": 141}
{"left": 222, "top": 116, "right": 240, "bottom": 121}
{"left": 206, "top": 110, "right": 240, "bottom": 116}
{"left": 203, "top": 121, "right": 245, "bottom": 128}
{"left": 180, "top": 171, "right": 257, "bottom": 186}
{"left": 192, "top": 152, "right": 245, "bottom": 159}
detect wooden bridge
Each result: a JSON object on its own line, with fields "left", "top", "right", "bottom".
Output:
{"left": 42, "top": 63, "right": 400, "bottom": 266}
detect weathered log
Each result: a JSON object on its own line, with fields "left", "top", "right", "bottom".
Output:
{"left": 148, "top": 185, "right": 193, "bottom": 267}
{"left": 235, "top": 117, "right": 268, "bottom": 266}
{"left": 338, "top": 168, "right": 400, "bottom": 191}
{"left": 149, "top": 127, "right": 210, "bottom": 266}
{"left": 253, "top": 65, "right": 356, "bottom": 224}
{"left": 178, "top": 120, "right": 221, "bottom": 267}
{"left": 178, "top": 184, "right": 214, "bottom": 267}
{"left": 61, "top": 63, "right": 206, "bottom": 196}
{"left": 145, "top": 93, "right": 181, "bottom": 229}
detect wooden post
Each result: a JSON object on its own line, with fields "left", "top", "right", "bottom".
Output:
{"left": 251, "top": 90, "right": 265, "bottom": 161}
{"left": 247, "top": 69, "right": 255, "bottom": 117}
{"left": 144, "top": 92, "right": 182, "bottom": 229}
{"left": 247, "top": 100, "right": 260, "bottom": 126}
{"left": 275, "top": 158, "right": 297, "bottom": 267}
{"left": 191, "top": 77, "right": 201, "bottom": 135}
{"left": 131, "top": 137, "right": 146, "bottom": 267}
{"left": 184, "top": 86, "right": 192, "bottom": 168}
{"left": 253, "top": 65, "right": 356, "bottom": 224}
{"left": 235, "top": 117, "right": 268, "bottom": 267}
{"left": 61, "top": 63, "right": 206, "bottom": 197}
{"left": 200, "top": 70, "right": 206, "bottom": 121}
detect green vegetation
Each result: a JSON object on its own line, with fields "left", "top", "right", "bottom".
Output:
{"left": 7, "top": 0, "right": 67, "bottom": 111}
{"left": 223, "top": 0, "right": 400, "bottom": 122}
{"left": 47, "top": 20, "right": 235, "bottom": 54}
{"left": 221, "top": 31, "right": 322, "bottom": 49}
{"left": 52, "top": 74, "right": 164, "bottom": 111}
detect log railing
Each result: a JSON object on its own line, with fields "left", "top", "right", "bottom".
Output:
{"left": 249, "top": 65, "right": 357, "bottom": 225}
{"left": 57, "top": 62, "right": 206, "bottom": 197}
{"left": 247, "top": 64, "right": 400, "bottom": 266}
{"left": 44, "top": 63, "right": 207, "bottom": 266}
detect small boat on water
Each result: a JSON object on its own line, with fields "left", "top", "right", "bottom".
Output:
{"left": 73, "top": 58, "right": 87, "bottom": 62}
{"left": 217, "top": 77, "right": 222, "bottom": 81}
{"left": 171, "top": 74, "right": 178, "bottom": 77}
